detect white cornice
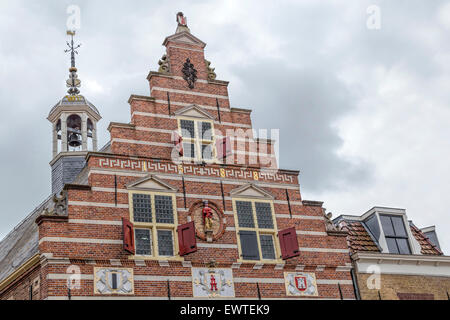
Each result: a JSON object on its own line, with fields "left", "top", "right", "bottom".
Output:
{"left": 352, "top": 252, "right": 450, "bottom": 277}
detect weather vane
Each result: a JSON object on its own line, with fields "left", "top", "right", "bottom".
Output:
{"left": 65, "top": 30, "right": 82, "bottom": 96}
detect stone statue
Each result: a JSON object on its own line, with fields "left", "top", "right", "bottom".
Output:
{"left": 325, "top": 212, "right": 338, "bottom": 232}
{"left": 177, "top": 12, "right": 187, "bottom": 26}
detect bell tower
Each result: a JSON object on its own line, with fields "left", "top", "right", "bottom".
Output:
{"left": 48, "top": 31, "right": 102, "bottom": 194}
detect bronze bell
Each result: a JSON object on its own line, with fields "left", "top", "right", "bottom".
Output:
{"left": 68, "top": 133, "right": 81, "bottom": 147}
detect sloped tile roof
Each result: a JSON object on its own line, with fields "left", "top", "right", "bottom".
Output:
{"left": 0, "top": 196, "right": 52, "bottom": 283}
{"left": 340, "top": 220, "right": 442, "bottom": 256}
{"left": 410, "top": 224, "right": 442, "bottom": 255}
{"left": 340, "top": 221, "right": 380, "bottom": 254}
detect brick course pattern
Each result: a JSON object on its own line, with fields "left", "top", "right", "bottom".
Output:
{"left": 0, "top": 21, "right": 355, "bottom": 300}
{"left": 356, "top": 273, "right": 450, "bottom": 300}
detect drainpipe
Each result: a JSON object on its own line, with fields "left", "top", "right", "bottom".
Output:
{"left": 350, "top": 267, "right": 361, "bottom": 300}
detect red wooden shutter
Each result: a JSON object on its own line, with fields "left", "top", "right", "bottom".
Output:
{"left": 278, "top": 227, "right": 300, "bottom": 260}
{"left": 177, "top": 221, "right": 197, "bottom": 256}
{"left": 172, "top": 131, "right": 184, "bottom": 156}
{"left": 216, "top": 137, "right": 232, "bottom": 160}
{"left": 122, "top": 218, "right": 135, "bottom": 254}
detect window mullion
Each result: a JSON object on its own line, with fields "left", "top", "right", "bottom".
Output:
{"left": 251, "top": 201, "right": 264, "bottom": 259}
{"left": 151, "top": 195, "right": 158, "bottom": 258}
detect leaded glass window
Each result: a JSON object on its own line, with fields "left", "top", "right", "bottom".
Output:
{"left": 255, "top": 202, "right": 274, "bottom": 229}
{"left": 155, "top": 195, "right": 174, "bottom": 224}
{"left": 157, "top": 230, "right": 174, "bottom": 256}
{"left": 236, "top": 201, "right": 255, "bottom": 228}
{"left": 199, "top": 122, "right": 212, "bottom": 140}
{"left": 233, "top": 199, "right": 278, "bottom": 261}
{"left": 183, "top": 142, "right": 196, "bottom": 159}
{"left": 131, "top": 192, "right": 177, "bottom": 258}
{"left": 133, "top": 194, "right": 152, "bottom": 222}
{"left": 201, "top": 144, "right": 213, "bottom": 160}
{"left": 260, "top": 234, "right": 276, "bottom": 260}
{"left": 135, "top": 228, "right": 152, "bottom": 255}
{"left": 180, "top": 120, "right": 195, "bottom": 139}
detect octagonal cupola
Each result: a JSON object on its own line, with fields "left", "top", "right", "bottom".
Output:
{"left": 48, "top": 31, "right": 102, "bottom": 195}
{"left": 48, "top": 31, "right": 101, "bottom": 159}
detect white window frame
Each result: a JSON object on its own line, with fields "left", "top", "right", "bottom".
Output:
{"left": 177, "top": 117, "right": 216, "bottom": 163}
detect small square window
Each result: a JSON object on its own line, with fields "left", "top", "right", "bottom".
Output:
{"left": 135, "top": 229, "right": 152, "bottom": 255}
{"left": 157, "top": 230, "right": 174, "bottom": 256}
{"left": 260, "top": 234, "right": 276, "bottom": 260}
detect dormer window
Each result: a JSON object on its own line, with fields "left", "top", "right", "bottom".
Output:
{"left": 359, "top": 208, "right": 418, "bottom": 255}
{"left": 379, "top": 214, "right": 411, "bottom": 254}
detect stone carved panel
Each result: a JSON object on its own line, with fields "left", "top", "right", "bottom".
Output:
{"left": 284, "top": 272, "right": 318, "bottom": 296}
{"left": 192, "top": 268, "right": 235, "bottom": 298}
{"left": 94, "top": 268, "right": 134, "bottom": 295}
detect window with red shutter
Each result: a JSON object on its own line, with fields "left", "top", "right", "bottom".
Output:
{"left": 122, "top": 218, "right": 135, "bottom": 254}
{"left": 177, "top": 221, "right": 197, "bottom": 256}
{"left": 172, "top": 131, "right": 184, "bottom": 156}
{"left": 216, "top": 137, "right": 232, "bottom": 160}
{"left": 278, "top": 227, "right": 300, "bottom": 260}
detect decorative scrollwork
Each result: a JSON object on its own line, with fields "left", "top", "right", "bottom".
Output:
{"left": 182, "top": 58, "right": 198, "bottom": 89}
{"left": 205, "top": 60, "right": 216, "bottom": 81}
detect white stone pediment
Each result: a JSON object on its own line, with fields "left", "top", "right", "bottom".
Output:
{"left": 174, "top": 105, "right": 215, "bottom": 120}
{"left": 126, "top": 175, "right": 177, "bottom": 192}
{"left": 163, "top": 31, "right": 206, "bottom": 48}
{"left": 230, "top": 183, "right": 274, "bottom": 199}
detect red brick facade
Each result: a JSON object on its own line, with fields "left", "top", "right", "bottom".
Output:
{"left": 0, "top": 18, "right": 355, "bottom": 300}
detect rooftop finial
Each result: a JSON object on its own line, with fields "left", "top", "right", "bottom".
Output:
{"left": 176, "top": 12, "right": 190, "bottom": 34}
{"left": 65, "top": 30, "right": 81, "bottom": 95}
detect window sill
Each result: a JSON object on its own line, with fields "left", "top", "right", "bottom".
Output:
{"left": 236, "top": 259, "right": 284, "bottom": 265}
{"left": 129, "top": 255, "right": 184, "bottom": 262}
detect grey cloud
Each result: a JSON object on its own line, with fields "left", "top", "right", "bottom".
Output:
{"left": 231, "top": 61, "right": 373, "bottom": 191}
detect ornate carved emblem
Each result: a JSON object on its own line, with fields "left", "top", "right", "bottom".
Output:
{"left": 284, "top": 272, "right": 318, "bottom": 296}
{"left": 189, "top": 200, "right": 225, "bottom": 242}
{"left": 182, "top": 58, "right": 197, "bottom": 89}
{"left": 94, "top": 268, "right": 134, "bottom": 295}
{"left": 192, "top": 268, "right": 235, "bottom": 298}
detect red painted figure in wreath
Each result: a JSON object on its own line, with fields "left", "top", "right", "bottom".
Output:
{"left": 202, "top": 200, "right": 213, "bottom": 231}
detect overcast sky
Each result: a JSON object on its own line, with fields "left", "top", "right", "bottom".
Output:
{"left": 0, "top": 0, "right": 449, "bottom": 253}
